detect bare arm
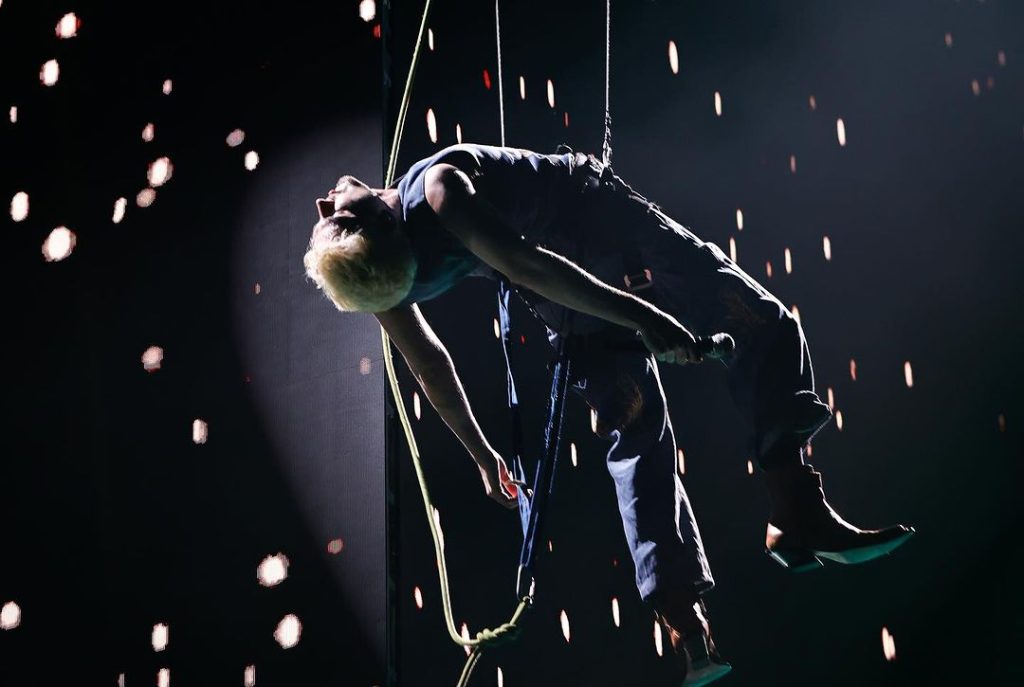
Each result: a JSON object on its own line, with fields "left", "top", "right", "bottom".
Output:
{"left": 423, "top": 163, "right": 659, "bottom": 333}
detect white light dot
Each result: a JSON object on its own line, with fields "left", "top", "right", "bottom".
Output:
{"left": 157, "top": 668, "right": 170, "bottom": 687}
{"left": 152, "top": 623, "right": 169, "bottom": 652}
{"left": 677, "top": 448, "right": 685, "bottom": 475}
{"left": 432, "top": 506, "right": 444, "bottom": 551}
{"left": 823, "top": 236, "right": 832, "bottom": 261}
{"left": 668, "top": 40, "right": 679, "bottom": 75}
{"left": 245, "top": 151, "right": 260, "bottom": 171}
{"left": 42, "top": 226, "right": 76, "bottom": 262}
{"left": 570, "top": 442, "right": 578, "bottom": 467}
{"left": 850, "top": 359, "right": 857, "bottom": 381}
{"left": 414, "top": 586, "right": 423, "bottom": 609}
{"left": 141, "top": 123, "right": 155, "bottom": 142}
{"left": 142, "top": 346, "right": 164, "bottom": 372}
{"left": 827, "top": 387, "right": 835, "bottom": 409}
{"left": 118, "top": 674, "right": 125, "bottom": 687}
{"left": 809, "top": 94, "right": 817, "bottom": 110}
{"left": 413, "top": 391, "right": 421, "bottom": 420}
{"left": 359, "top": 357, "right": 372, "bottom": 375}
{"left": 519, "top": 76, "right": 526, "bottom": 100}
{"left": 9, "top": 106, "right": 16, "bottom": 124}
{"left": 254, "top": 282, "right": 261, "bottom": 295}
{"left": 546, "top": 79, "right": 555, "bottom": 108}
{"left": 56, "top": 12, "right": 80, "bottom": 39}
{"left": 192, "top": 418, "right": 208, "bottom": 444}
{"left": 162, "top": 79, "right": 173, "bottom": 95}
{"left": 560, "top": 610, "right": 571, "bottom": 643}
{"left": 426, "top": 108, "right": 437, "bottom": 143}
{"left": 10, "top": 191, "right": 29, "bottom": 221}
{"left": 904, "top": 361, "right": 914, "bottom": 388}
{"left": 493, "top": 317, "right": 500, "bottom": 339}
{"left": 113, "top": 197, "right": 127, "bottom": 224}
{"left": 714, "top": 91, "right": 722, "bottom": 116}
{"left": 40, "top": 59, "right": 60, "bottom": 86}
{"left": 882, "top": 626, "right": 896, "bottom": 661}
{"left": 971, "top": 79, "right": 981, "bottom": 96}
{"left": 274, "top": 614, "right": 302, "bottom": 649}
{"left": 358, "top": 0, "right": 376, "bottom": 22}
{"left": 455, "top": 122, "right": 462, "bottom": 144}
{"left": 747, "top": 459, "right": 754, "bottom": 475}
{"left": 136, "top": 188, "right": 157, "bottom": 208}
{"left": 148, "top": 156, "right": 174, "bottom": 187}
{"left": 327, "top": 538, "right": 345, "bottom": 554}
{"left": 611, "top": 597, "right": 620, "bottom": 627}
{"left": 784, "top": 248, "right": 793, "bottom": 274}
{"left": 653, "top": 619, "right": 664, "bottom": 656}
{"left": 590, "top": 407, "right": 598, "bottom": 433}
{"left": 836, "top": 118, "right": 847, "bottom": 146}
{"left": 244, "top": 665, "right": 256, "bottom": 687}
{"left": 226, "top": 129, "right": 246, "bottom": 147}
{"left": 1, "top": 601, "right": 22, "bottom": 630}
{"left": 257, "top": 553, "right": 290, "bottom": 587}
{"left": 729, "top": 237, "right": 737, "bottom": 263}
{"left": 765, "top": 261, "right": 773, "bottom": 278}
{"left": 428, "top": 28, "right": 434, "bottom": 51}
{"left": 735, "top": 208, "right": 743, "bottom": 231}
{"left": 836, "top": 410, "right": 844, "bottom": 431}
{"left": 497, "top": 666, "right": 504, "bottom": 687}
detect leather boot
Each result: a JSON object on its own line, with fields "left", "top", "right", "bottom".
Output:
{"left": 764, "top": 463, "right": 914, "bottom": 571}
{"left": 654, "top": 596, "right": 732, "bottom": 687}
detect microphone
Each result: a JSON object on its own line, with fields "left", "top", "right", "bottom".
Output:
{"left": 607, "top": 332, "right": 735, "bottom": 361}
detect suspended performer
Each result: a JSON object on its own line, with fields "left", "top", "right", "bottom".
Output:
{"left": 304, "top": 143, "right": 914, "bottom": 686}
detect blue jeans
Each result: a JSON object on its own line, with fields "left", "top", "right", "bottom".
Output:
{"left": 535, "top": 172, "right": 833, "bottom": 602}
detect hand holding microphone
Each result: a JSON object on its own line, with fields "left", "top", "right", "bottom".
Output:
{"left": 632, "top": 308, "right": 735, "bottom": 365}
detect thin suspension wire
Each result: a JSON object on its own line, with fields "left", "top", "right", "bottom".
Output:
{"left": 601, "top": 0, "right": 613, "bottom": 166}
{"left": 495, "top": 0, "right": 506, "bottom": 147}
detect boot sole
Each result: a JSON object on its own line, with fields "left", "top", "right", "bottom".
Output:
{"left": 766, "top": 528, "right": 915, "bottom": 570}
{"left": 683, "top": 662, "right": 732, "bottom": 687}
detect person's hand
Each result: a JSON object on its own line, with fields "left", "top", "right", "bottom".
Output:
{"left": 477, "top": 450, "right": 519, "bottom": 509}
{"left": 636, "top": 307, "right": 703, "bottom": 365}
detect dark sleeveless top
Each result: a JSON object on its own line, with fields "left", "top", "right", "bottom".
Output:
{"left": 390, "top": 144, "right": 577, "bottom": 307}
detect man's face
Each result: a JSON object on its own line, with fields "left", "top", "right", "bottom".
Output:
{"left": 313, "top": 175, "right": 391, "bottom": 242}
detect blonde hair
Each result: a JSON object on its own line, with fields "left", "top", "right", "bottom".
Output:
{"left": 303, "top": 217, "right": 417, "bottom": 312}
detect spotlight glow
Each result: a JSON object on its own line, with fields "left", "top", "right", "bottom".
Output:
{"left": 257, "top": 553, "right": 289, "bottom": 587}
{"left": 426, "top": 108, "right": 437, "bottom": 143}
{"left": 11, "top": 191, "right": 29, "bottom": 222}
{"left": 41, "top": 59, "right": 60, "bottom": 86}
{"left": 42, "top": 226, "right": 76, "bottom": 262}
{"left": 668, "top": 40, "right": 679, "bottom": 74}
{"left": 142, "top": 346, "right": 164, "bottom": 372}
{"left": 192, "top": 418, "right": 208, "bottom": 444}
{"left": 56, "top": 13, "right": 80, "bottom": 39}
{"left": 274, "top": 614, "right": 302, "bottom": 649}
{"left": 152, "top": 623, "right": 169, "bottom": 651}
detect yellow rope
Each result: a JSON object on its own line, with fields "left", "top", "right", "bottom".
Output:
{"left": 380, "top": 2, "right": 531, "bottom": 685}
